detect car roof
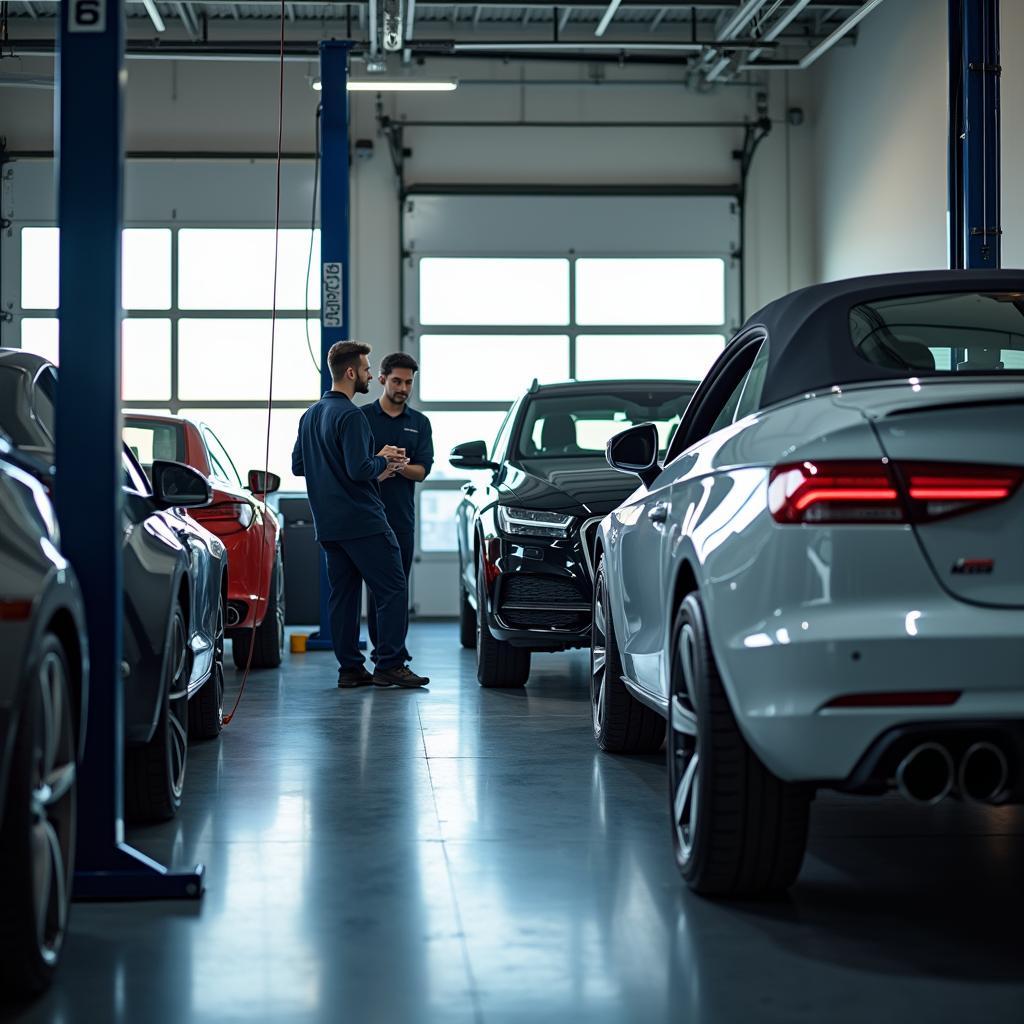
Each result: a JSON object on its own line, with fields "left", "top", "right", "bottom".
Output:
{"left": 0, "top": 347, "right": 50, "bottom": 374}
{"left": 743, "top": 269, "right": 1024, "bottom": 406}
{"left": 124, "top": 412, "right": 193, "bottom": 428}
{"left": 529, "top": 378, "right": 699, "bottom": 397}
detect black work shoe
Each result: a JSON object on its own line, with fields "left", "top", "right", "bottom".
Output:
{"left": 372, "top": 665, "right": 430, "bottom": 688}
{"left": 338, "top": 666, "right": 374, "bottom": 688}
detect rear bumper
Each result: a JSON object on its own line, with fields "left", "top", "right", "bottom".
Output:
{"left": 721, "top": 600, "right": 1024, "bottom": 784}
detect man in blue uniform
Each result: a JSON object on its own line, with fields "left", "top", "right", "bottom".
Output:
{"left": 292, "top": 341, "right": 429, "bottom": 689}
{"left": 361, "top": 353, "right": 434, "bottom": 664}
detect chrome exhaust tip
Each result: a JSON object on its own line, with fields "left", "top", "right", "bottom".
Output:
{"left": 895, "top": 742, "right": 954, "bottom": 805}
{"left": 226, "top": 605, "right": 242, "bottom": 627}
{"left": 959, "top": 741, "right": 1010, "bottom": 805}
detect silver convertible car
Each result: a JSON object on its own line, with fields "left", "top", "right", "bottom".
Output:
{"left": 592, "top": 270, "right": 1024, "bottom": 897}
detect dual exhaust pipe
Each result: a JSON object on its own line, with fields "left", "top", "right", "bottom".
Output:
{"left": 895, "top": 740, "right": 1010, "bottom": 806}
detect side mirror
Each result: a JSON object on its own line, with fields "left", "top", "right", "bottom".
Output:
{"left": 606, "top": 422, "right": 661, "bottom": 487}
{"left": 151, "top": 460, "right": 213, "bottom": 510}
{"left": 449, "top": 439, "right": 498, "bottom": 472}
{"left": 248, "top": 469, "right": 281, "bottom": 495}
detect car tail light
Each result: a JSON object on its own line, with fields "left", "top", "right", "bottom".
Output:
{"left": 769, "top": 460, "right": 1023, "bottom": 525}
{"left": 822, "top": 690, "right": 962, "bottom": 709}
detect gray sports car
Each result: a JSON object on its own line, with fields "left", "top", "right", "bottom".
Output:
{"left": 0, "top": 348, "right": 227, "bottom": 823}
{"left": 0, "top": 432, "right": 88, "bottom": 997}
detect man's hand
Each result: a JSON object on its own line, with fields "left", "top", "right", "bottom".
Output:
{"left": 377, "top": 445, "right": 406, "bottom": 459}
{"left": 378, "top": 455, "right": 409, "bottom": 481}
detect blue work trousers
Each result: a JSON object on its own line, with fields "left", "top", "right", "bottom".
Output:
{"left": 367, "top": 530, "right": 414, "bottom": 663}
{"left": 322, "top": 531, "right": 407, "bottom": 671}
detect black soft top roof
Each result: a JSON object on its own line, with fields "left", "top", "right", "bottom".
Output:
{"left": 746, "top": 269, "right": 1024, "bottom": 407}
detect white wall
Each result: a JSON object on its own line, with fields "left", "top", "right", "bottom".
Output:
{"left": 809, "top": 0, "right": 1024, "bottom": 280}
{"left": 1, "top": 51, "right": 814, "bottom": 341}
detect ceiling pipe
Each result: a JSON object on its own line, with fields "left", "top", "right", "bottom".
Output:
{"left": 368, "top": 0, "right": 379, "bottom": 57}
{"left": 741, "top": 0, "right": 813, "bottom": 67}
{"left": 406, "top": 0, "right": 417, "bottom": 38}
{"left": 698, "top": 0, "right": 769, "bottom": 81}
{"left": 452, "top": 38, "right": 775, "bottom": 51}
{"left": 740, "top": 0, "right": 887, "bottom": 70}
{"left": 141, "top": 0, "right": 166, "bottom": 30}
{"left": 594, "top": 0, "right": 622, "bottom": 37}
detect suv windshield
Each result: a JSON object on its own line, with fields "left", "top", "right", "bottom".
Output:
{"left": 515, "top": 385, "right": 694, "bottom": 459}
{"left": 851, "top": 291, "right": 1024, "bottom": 373}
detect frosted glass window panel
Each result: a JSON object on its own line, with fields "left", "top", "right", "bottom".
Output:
{"left": 575, "top": 258, "right": 726, "bottom": 326}
{"left": 20, "top": 228, "right": 172, "bottom": 310}
{"left": 178, "top": 319, "right": 321, "bottom": 402}
{"left": 122, "top": 320, "right": 172, "bottom": 401}
{"left": 419, "top": 410, "right": 507, "bottom": 481}
{"left": 418, "top": 335, "right": 569, "bottom": 401}
{"left": 420, "top": 490, "right": 463, "bottom": 552}
{"left": 178, "top": 229, "right": 321, "bottom": 310}
{"left": 123, "top": 230, "right": 171, "bottom": 309}
{"left": 183, "top": 407, "right": 306, "bottom": 491}
{"left": 419, "top": 259, "right": 569, "bottom": 326}
{"left": 21, "top": 228, "right": 59, "bottom": 310}
{"left": 576, "top": 334, "right": 725, "bottom": 383}
{"left": 20, "top": 318, "right": 59, "bottom": 363}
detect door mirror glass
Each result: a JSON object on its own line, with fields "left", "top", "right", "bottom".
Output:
{"left": 248, "top": 469, "right": 281, "bottom": 495}
{"left": 151, "top": 460, "right": 213, "bottom": 509}
{"left": 449, "top": 439, "right": 497, "bottom": 471}
{"left": 606, "top": 422, "right": 660, "bottom": 486}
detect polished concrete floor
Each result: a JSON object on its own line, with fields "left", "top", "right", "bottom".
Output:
{"left": 11, "top": 622, "right": 1024, "bottom": 1023}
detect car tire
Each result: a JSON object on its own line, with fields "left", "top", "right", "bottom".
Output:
{"left": 475, "top": 560, "right": 529, "bottom": 688}
{"left": 458, "top": 571, "right": 477, "bottom": 650}
{"left": 669, "top": 592, "right": 810, "bottom": 897}
{"left": 126, "top": 601, "right": 190, "bottom": 823}
{"left": 232, "top": 549, "right": 285, "bottom": 670}
{"left": 0, "top": 632, "right": 77, "bottom": 998}
{"left": 189, "top": 593, "right": 225, "bottom": 740}
{"left": 590, "top": 556, "right": 665, "bottom": 754}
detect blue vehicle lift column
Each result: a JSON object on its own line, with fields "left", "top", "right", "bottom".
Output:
{"left": 58, "top": 0, "right": 203, "bottom": 900}
{"left": 948, "top": 0, "right": 1001, "bottom": 269}
{"left": 308, "top": 41, "right": 353, "bottom": 653}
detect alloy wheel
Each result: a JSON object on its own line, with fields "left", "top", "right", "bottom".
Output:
{"left": 591, "top": 576, "right": 608, "bottom": 733}
{"left": 168, "top": 614, "right": 190, "bottom": 800}
{"left": 30, "top": 647, "right": 76, "bottom": 966}
{"left": 670, "top": 621, "right": 700, "bottom": 864}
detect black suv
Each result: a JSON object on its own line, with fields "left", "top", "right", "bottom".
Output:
{"left": 452, "top": 379, "right": 698, "bottom": 688}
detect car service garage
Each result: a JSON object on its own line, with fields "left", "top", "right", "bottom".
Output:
{"left": 1, "top": 1, "right": 1023, "bottom": 1021}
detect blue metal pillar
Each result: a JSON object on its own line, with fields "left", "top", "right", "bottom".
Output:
{"left": 58, "top": 0, "right": 202, "bottom": 900}
{"left": 949, "top": 0, "right": 1001, "bottom": 269}
{"left": 308, "top": 40, "right": 352, "bottom": 653}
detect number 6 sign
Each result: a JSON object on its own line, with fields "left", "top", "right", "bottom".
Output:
{"left": 69, "top": 0, "right": 107, "bottom": 32}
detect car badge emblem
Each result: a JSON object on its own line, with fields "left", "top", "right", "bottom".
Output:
{"left": 951, "top": 558, "right": 994, "bottom": 575}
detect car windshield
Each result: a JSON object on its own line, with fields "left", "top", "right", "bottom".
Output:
{"left": 515, "top": 385, "right": 694, "bottom": 459}
{"left": 851, "top": 291, "right": 1024, "bottom": 373}
{"left": 124, "top": 420, "right": 186, "bottom": 470}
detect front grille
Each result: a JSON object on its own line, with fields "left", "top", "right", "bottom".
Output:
{"left": 498, "top": 575, "right": 589, "bottom": 632}
{"left": 502, "top": 576, "right": 585, "bottom": 605}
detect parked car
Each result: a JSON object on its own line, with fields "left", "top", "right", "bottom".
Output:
{"left": 0, "top": 432, "right": 88, "bottom": 997}
{"left": 0, "top": 349, "right": 227, "bottom": 822}
{"left": 123, "top": 413, "right": 285, "bottom": 669}
{"left": 592, "top": 270, "right": 1024, "bottom": 897}
{"left": 451, "top": 379, "right": 698, "bottom": 688}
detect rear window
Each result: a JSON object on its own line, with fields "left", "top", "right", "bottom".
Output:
{"left": 124, "top": 420, "right": 185, "bottom": 468}
{"left": 851, "top": 291, "right": 1024, "bottom": 373}
{"left": 515, "top": 385, "right": 695, "bottom": 459}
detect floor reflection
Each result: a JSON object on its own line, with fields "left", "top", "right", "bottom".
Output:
{"left": 9, "top": 624, "right": 1024, "bottom": 1024}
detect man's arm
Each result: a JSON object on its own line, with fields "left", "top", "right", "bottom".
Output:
{"left": 340, "top": 414, "right": 390, "bottom": 481}
{"left": 291, "top": 416, "right": 305, "bottom": 477}
{"left": 397, "top": 417, "right": 433, "bottom": 482}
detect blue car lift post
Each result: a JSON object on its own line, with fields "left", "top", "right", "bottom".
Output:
{"left": 307, "top": 41, "right": 354, "bottom": 653}
{"left": 59, "top": 0, "right": 203, "bottom": 900}
{"left": 948, "top": 0, "right": 1001, "bottom": 270}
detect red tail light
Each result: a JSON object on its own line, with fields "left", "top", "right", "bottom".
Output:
{"left": 193, "top": 500, "right": 255, "bottom": 533}
{"left": 769, "top": 460, "right": 1023, "bottom": 525}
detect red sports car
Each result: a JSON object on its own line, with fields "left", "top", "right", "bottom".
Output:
{"left": 124, "top": 413, "right": 285, "bottom": 669}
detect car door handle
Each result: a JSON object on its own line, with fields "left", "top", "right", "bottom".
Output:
{"left": 648, "top": 502, "right": 669, "bottom": 524}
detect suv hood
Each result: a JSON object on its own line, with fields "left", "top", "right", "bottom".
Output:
{"left": 501, "top": 457, "right": 637, "bottom": 517}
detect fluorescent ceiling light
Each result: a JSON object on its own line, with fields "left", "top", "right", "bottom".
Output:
{"left": 347, "top": 79, "right": 458, "bottom": 92}
{"left": 311, "top": 77, "right": 322, "bottom": 91}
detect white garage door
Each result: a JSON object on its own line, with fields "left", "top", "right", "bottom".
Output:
{"left": 402, "top": 193, "right": 741, "bottom": 616}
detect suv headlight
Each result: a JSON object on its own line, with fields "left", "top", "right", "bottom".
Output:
{"left": 497, "top": 506, "right": 574, "bottom": 539}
